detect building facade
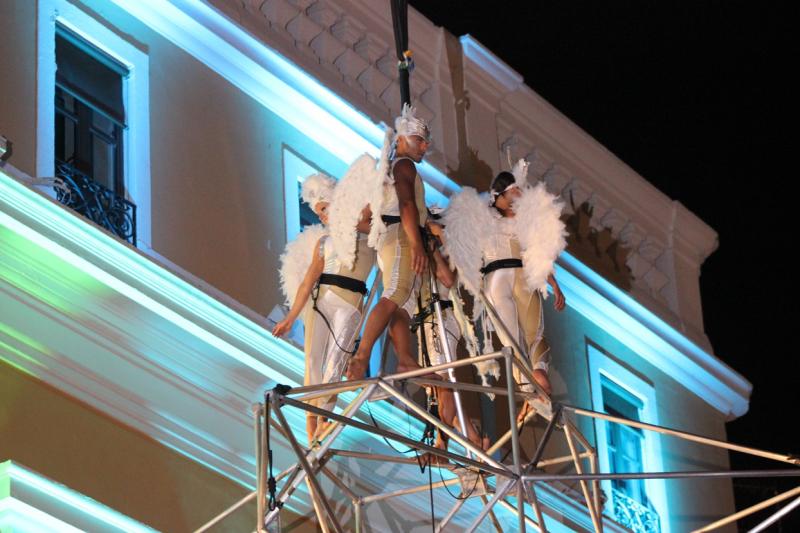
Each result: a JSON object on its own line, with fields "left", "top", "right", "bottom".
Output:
{"left": 0, "top": 0, "right": 751, "bottom": 531}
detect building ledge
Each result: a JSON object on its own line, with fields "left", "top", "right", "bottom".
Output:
{"left": 0, "top": 461, "right": 155, "bottom": 533}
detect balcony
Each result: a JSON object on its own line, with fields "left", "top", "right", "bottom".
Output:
{"left": 612, "top": 487, "right": 660, "bottom": 533}
{"left": 54, "top": 160, "right": 136, "bottom": 245}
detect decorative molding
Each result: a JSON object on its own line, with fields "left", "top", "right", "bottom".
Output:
{"left": 110, "top": 0, "right": 455, "bottom": 205}
{"left": 557, "top": 252, "right": 750, "bottom": 419}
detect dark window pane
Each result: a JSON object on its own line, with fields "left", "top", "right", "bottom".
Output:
{"left": 92, "top": 135, "right": 115, "bottom": 190}
{"left": 56, "top": 28, "right": 126, "bottom": 124}
{"left": 55, "top": 26, "right": 125, "bottom": 194}
{"left": 53, "top": 25, "right": 134, "bottom": 246}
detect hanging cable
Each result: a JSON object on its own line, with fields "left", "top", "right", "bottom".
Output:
{"left": 265, "top": 393, "right": 281, "bottom": 512}
{"left": 311, "top": 282, "right": 358, "bottom": 355}
{"left": 389, "top": 0, "right": 411, "bottom": 106}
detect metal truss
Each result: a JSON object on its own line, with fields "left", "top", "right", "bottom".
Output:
{"left": 195, "top": 258, "right": 799, "bottom": 532}
{"left": 195, "top": 345, "right": 800, "bottom": 532}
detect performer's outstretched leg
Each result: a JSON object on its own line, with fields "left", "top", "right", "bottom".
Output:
{"left": 346, "top": 223, "right": 428, "bottom": 380}
{"left": 346, "top": 300, "right": 437, "bottom": 379}
{"left": 436, "top": 386, "right": 489, "bottom": 451}
{"left": 388, "top": 308, "right": 426, "bottom": 373}
{"left": 345, "top": 298, "right": 396, "bottom": 379}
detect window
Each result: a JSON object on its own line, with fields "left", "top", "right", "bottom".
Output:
{"left": 282, "top": 146, "right": 324, "bottom": 241}
{"left": 37, "top": 0, "right": 151, "bottom": 249}
{"left": 601, "top": 377, "right": 659, "bottom": 529}
{"left": 587, "top": 343, "right": 668, "bottom": 533}
{"left": 55, "top": 27, "right": 127, "bottom": 190}
{"left": 53, "top": 27, "right": 136, "bottom": 244}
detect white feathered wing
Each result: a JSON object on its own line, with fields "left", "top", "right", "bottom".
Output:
{"left": 441, "top": 187, "right": 494, "bottom": 298}
{"left": 367, "top": 127, "right": 394, "bottom": 250}
{"left": 512, "top": 183, "right": 567, "bottom": 296}
{"left": 278, "top": 224, "right": 327, "bottom": 307}
{"left": 328, "top": 153, "right": 379, "bottom": 269}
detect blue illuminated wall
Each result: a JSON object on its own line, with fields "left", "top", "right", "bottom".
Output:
{"left": 543, "top": 302, "right": 736, "bottom": 532}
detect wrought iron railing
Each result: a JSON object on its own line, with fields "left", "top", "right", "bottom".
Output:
{"left": 612, "top": 488, "right": 660, "bottom": 533}
{"left": 54, "top": 160, "right": 136, "bottom": 245}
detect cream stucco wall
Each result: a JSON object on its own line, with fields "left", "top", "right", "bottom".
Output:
{"left": 0, "top": 361, "right": 314, "bottom": 532}
{"left": 0, "top": 0, "right": 38, "bottom": 176}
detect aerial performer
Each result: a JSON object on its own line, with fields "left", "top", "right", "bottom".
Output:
{"left": 328, "top": 105, "right": 490, "bottom": 452}
{"left": 330, "top": 104, "right": 435, "bottom": 383}
{"left": 438, "top": 159, "right": 568, "bottom": 421}
{"left": 272, "top": 172, "right": 375, "bottom": 444}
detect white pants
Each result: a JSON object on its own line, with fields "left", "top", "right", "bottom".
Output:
{"left": 304, "top": 287, "right": 361, "bottom": 411}
{"left": 484, "top": 267, "right": 550, "bottom": 391}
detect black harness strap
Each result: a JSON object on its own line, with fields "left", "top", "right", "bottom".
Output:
{"left": 318, "top": 273, "right": 367, "bottom": 295}
{"left": 480, "top": 258, "right": 523, "bottom": 276}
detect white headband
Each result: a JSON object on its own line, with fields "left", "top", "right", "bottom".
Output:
{"left": 301, "top": 172, "right": 335, "bottom": 208}
{"left": 394, "top": 103, "right": 431, "bottom": 143}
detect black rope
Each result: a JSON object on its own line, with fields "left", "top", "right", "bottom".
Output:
{"left": 437, "top": 461, "right": 480, "bottom": 501}
{"left": 412, "top": 411, "right": 437, "bottom": 533}
{"left": 311, "top": 282, "right": 358, "bottom": 355}
{"left": 265, "top": 393, "right": 281, "bottom": 512}
{"left": 366, "top": 400, "right": 418, "bottom": 454}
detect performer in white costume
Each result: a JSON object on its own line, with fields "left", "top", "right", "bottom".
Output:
{"left": 340, "top": 104, "right": 436, "bottom": 382}
{"left": 273, "top": 172, "right": 375, "bottom": 444}
{"left": 441, "top": 160, "right": 567, "bottom": 421}
{"left": 327, "top": 108, "right": 489, "bottom": 453}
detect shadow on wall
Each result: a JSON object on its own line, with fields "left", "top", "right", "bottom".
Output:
{"left": 564, "top": 193, "right": 633, "bottom": 292}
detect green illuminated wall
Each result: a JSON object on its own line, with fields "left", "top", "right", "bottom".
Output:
{"left": 0, "top": 361, "right": 314, "bottom": 532}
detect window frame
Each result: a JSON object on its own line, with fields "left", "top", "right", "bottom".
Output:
{"left": 586, "top": 342, "right": 670, "bottom": 532}
{"left": 37, "top": 0, "right": 151, "bottom": 249}
{"left": 281, "top": 144, "right": 329, "bottom": 242}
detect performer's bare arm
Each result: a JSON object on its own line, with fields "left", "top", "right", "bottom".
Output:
{"left": 393, "top": 159, "right": 427, "bottom": 274}
{"left": 547, "top": 273, "right": 566, "bottom": 312}
{"left": 272, "top": 238, "right": 325, "bottom": 337}
{"left": 426, "top": 220, "right": 446, "bottom": 246}
{"left": 426, "top": 221, "right": 455, "bottom": 287}
{"left": 432, "top": 248, "right": 456, "bottom": 289}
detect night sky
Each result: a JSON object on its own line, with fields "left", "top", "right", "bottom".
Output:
{"left": 410, "top": 1, "right": 797, "bottom": 528}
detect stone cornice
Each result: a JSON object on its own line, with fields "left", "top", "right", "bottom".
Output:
{"left": 460, "top": 34, "right": 524, "bottom": 94}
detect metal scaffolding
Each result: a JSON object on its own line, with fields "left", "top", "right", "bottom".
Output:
{"left": 195, "top": 340, "right": 799, "bottom": 532}
{"left": 194, "top": 240, "right": 799, "bottom": 533}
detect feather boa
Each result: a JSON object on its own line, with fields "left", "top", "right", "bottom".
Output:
{"left": 278, "top": 224, "right": 327, "bottom": 307}
{"left": 441, "top": 187, "right": 495, "bottom": 298}
{"left": 511, "top": 183, "right": 567, "bottom": 296}
{"left": 328, "top": 153, "right": 379, "bottom": 268}
{"left": 449, "top": 285, "right": 500, "bottom": 390}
